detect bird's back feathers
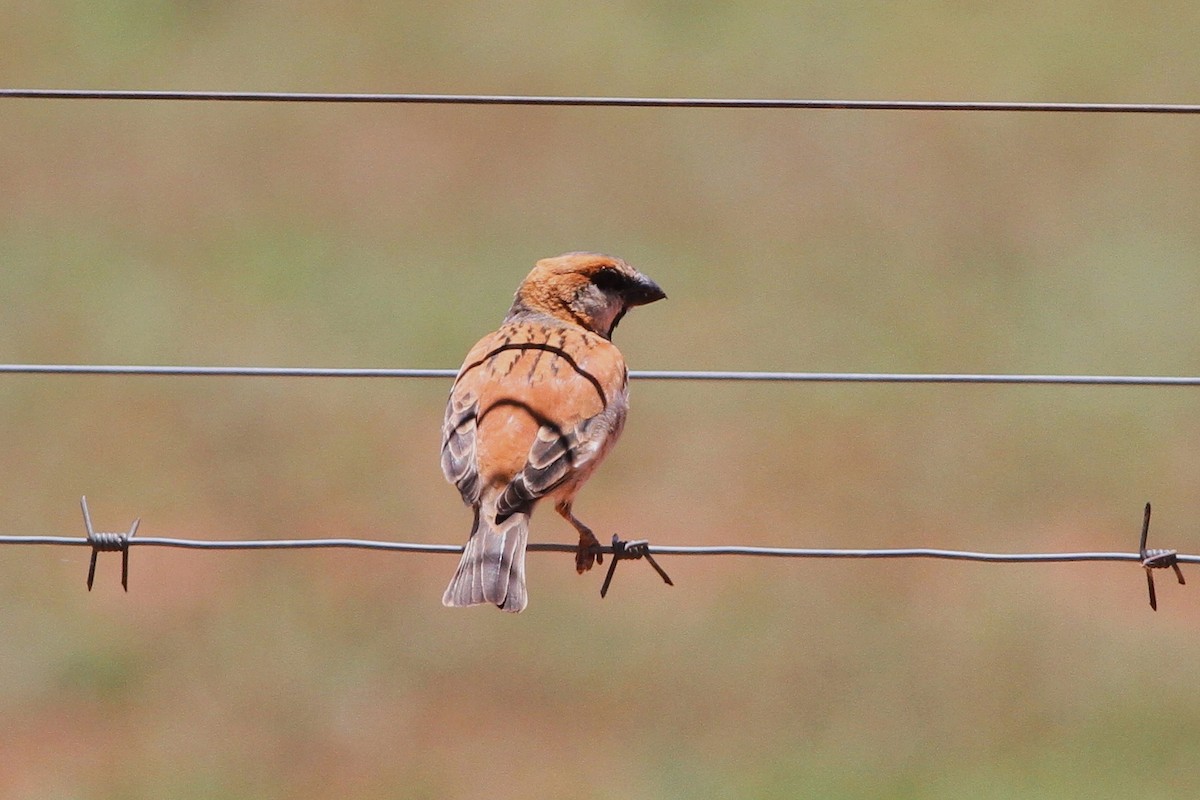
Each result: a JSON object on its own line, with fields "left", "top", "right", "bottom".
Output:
{"left": 440, "top": 317, "right": 629, "bottom": 509}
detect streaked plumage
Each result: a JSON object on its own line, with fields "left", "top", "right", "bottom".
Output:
{"left": 441, "top": 252, "right": 666, "bottom": 611}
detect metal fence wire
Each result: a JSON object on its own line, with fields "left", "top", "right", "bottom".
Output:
{"left": 2, "top": 88, "right": 1197, "bottom": 611}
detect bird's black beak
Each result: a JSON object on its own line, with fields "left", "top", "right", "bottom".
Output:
{"left": 626, "top": 274, "right": 667, "bottom": 306}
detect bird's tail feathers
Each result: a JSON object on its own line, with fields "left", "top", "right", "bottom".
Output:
{"left": 442, "top": 505, "right": 529, "bottom": 612}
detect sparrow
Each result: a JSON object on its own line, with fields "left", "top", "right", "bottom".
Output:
{"left": 440, "top": 252, "right": 666, "bottom": 612}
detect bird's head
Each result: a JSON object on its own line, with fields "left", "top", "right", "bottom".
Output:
{"left": 510, "top": 252, "right": 666, "bottom": 338}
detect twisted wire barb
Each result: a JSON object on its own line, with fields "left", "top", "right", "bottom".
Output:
{"left": 80, "top": 496, "right": 139, "bottom": 591}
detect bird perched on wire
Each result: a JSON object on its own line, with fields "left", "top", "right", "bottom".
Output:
{"left": 440, "top": 252, "right": 666, "bottom": 612}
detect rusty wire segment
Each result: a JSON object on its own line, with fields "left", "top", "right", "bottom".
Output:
{"left": 2, "top": 498, "right": 1190, "bottom": 609}
{"left": 1139, "top": 503, "right": 1186, "bottom": 611}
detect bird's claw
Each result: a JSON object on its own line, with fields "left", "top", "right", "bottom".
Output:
{"left": 576, "top": 530, "right": 603, "bottom": 573}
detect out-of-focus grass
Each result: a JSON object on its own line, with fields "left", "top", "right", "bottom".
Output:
{"left": 4, "top": 3, "right": 1200, "bottom": 798}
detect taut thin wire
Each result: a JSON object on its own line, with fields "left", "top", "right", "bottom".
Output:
{"left": 12, "top": 498, "right": 1192, "bottom": 608}
{"left": 8, "top": 533, "right": 1200, "bottom": 564}
{"left": 3, "top": 363, "right": 1200, "bottom": 385}
{"left": 5, "top": 89, "right": 1200, "bottom": 113}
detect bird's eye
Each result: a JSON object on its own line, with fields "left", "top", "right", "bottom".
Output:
{"left": 590, "top": 268, "right": 628, "bottom": 292}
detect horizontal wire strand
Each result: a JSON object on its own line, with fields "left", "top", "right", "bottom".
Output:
{"left": 3, "top": 363, "right": 1200, "bottom": 385}
{"left": 7, "top": 533, "right": 1197, "bottom": 564}
{"left": 4, "top": 88, "right": 1191, "bottom": 599}
{"left": 5, "top": 89, "right": 1200, "bottom": 113}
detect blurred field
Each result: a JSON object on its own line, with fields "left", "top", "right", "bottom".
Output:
{"left": 4, "top": 3, "right": 1200, "bottom": 798}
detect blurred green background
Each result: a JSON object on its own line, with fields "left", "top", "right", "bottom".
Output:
{"left": 4, "top": 2, "right": 1200, "bottom": 798}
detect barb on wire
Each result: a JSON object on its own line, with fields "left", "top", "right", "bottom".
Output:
{"left": 599, "top": 535, "right": 675, "bottom": 599}
{"left": 5, "top": 363, "right": 1200, "bottom": 386}
{"left": 2, "top": 499, "right": 1190, "bottom": 608}
{"left": 1139, "top": 502, "right": 1186, "bottom": 611}
{"left": 80, "top": 496, "right": 139, "bottom": 591}
{"left": 5, "top": 89, "right": 1200, "bottom": 114}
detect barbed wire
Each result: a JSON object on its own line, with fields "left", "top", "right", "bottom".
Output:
{"left": 4, "top": 363, "right": 1200, "bottom": 385}
{"left": 6, "top": 498, "right": 1190, "bottom": 610}
{"left": 5, "top": 88, "right": 1200, "bottom": 114}
{"left": 4, "top": 88, "right": 1194, "bottom": 610}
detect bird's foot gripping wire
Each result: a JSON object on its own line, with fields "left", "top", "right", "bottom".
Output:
{"left": 575, "top": 529, "right": 603, "bottom": 574}
{"left": 599, "top": 535, "right": 674, "bottom": 599}
{"left": 1139, "top": 502, "right": 1185, "bottom": 611}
